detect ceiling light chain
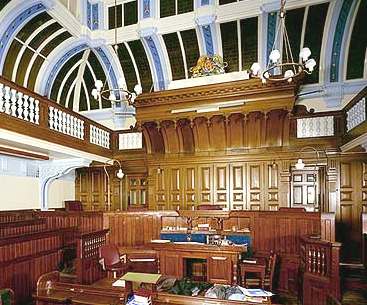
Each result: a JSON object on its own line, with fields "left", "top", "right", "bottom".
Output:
{"left": 91, "top": 0, "right": 142, "bottom": 113}
{"left": 250, "top": 0, "right": 316, "bottom": 84}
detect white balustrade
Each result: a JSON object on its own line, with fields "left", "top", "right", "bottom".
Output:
{"left": 119, "top": 132, "right": 143, "bottom": 149}
{"left": 297, "top": 116, "right": 334, "bottom": 138}
{"left": 90, "top": 125, "right": 110, "bottom": 149}
{"left": 0, "top": 82, "right": 39, "bottom": 124}
{"left": 346, "top": 98, "right": 366, "bottom": 131}
{"left": 48, "top": 106, "right": 84, "bottom": 140}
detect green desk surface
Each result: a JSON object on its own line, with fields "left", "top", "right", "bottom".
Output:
{"left": 121, "top": 272, "right": 161, "bottom": 284}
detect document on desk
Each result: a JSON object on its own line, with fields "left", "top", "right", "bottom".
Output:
{"left": 112, "top": 279, "right": 126, "bottom": 287}
{"left": 242, "top": 259, "right": 257, "bottom": 264}
{"left": 238, "top": 287, "right": 273, "bottom": 297}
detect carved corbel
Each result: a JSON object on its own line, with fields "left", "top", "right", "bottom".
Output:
{"left": 38, "top": 158, "right": 91, "bottom": 210}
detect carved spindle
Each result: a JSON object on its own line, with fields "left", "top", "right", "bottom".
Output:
{"left": 308, "top": 248, "right": 312, "bottom": 272}
{"left": 34, "top": 100, "right": 39, "bottom": 124}
{"left": 74, "top": 117, "right": 78, "bottom": 138}
{"left": 106, "top": 131, "right": 110, "bottom": 148}
{"left": 29, "top": 97, "right": 35, "bottom": 123}
{"left": 53, "top": 108, "right": 58, "bottom": 130}
{"left": 0, "top": 83, "right": 4, "bottom": 112}
{"left": 66, "top": 114, "right": 71, "bottom": 135}
{"left": 312, "top": 248, "right": 317, "bottom": 273}
{"left": 4, "top": 86, "right": 11, "bottom": 114}
{"left": 62, "top": 112, "right": 67, "bottom": 133}
{"left": 317, "top": 248, "right": 321, "bottom": 274}
{"left": 69, "top": 116, "right": 74, "bottom": 137}
{"left": 321, "top": 248, "right": 326, "bottom": 276}
{"left": 23, "top": 95, "right": 29, "bottom": 120}
{"left": 80, "top": 120, "right": 84, "bottom": 139}
{"left": 77, "top": 119, "right": 82, "bottom": 139}
{"left": 17, "top": 92, "right": 24, "bottom": 119}
{"left": 98, "top": 129, "right": 102, "bottom": 146}
{"left": 10, "top": 89, "right": 17, "bottom": 117}
{"left": 90, "top": 125, "right": 94, "bottom": 143}
{"left": 58, "top": 110, "right": 63, "bottom": 132}
{"left": 49, "top": 106, "right": 54, "bottom": 129}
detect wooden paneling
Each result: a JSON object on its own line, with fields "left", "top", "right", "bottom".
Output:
{"left": 0, "top": 230, "right": 66, "bottom": 305}
{"left": 36, "top": 211, "right": 104, "bottom": 233}
{"left": 102, "top": 212, "right": 173, "bottom": 247}
{"left": 208, "top": 255, "right": 232, "bottom": 284}
{"left": 338, "top": 160, "right": 365, "bottom": 261}
{"left": 230, "top": 164, "right": 246, "bottom": 210}
{"left": 149, "top": 160, "right": 283, "bottom": 211}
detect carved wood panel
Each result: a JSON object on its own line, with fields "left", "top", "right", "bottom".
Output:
{"left": 230, "top": 164, "right": 246, "bottom": 210}
{"left": 338, "top": 160, "right": 364, "bottom": 261}
{"left": 156, "top": 168, "right": 168, "bottom": 210}
{"left": 214, "top": 164, "right": 229, "bottom": 207}
{"left": 198, "top": 165, "right": 213, "bottom": 205}
{"left": 149, "top": 161, "right": 282, "bottom": 211}
{"left": 247, "top": 164, "right": 263, "bottom": 210}
{"left": 170, "top": 168, "right": 181, "bottom": 210}
{"left": 184, "top": 167, "right": 198, "bottom": 209}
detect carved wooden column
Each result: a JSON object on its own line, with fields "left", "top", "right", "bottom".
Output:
{"left": 326, "top": 158, "right": 338, "bottom": 213}
{"left": 147, "top": 166, "right": 157, "bottom": 210}
{"left": 279, "top": 160, "right": 291, "bottom": 208}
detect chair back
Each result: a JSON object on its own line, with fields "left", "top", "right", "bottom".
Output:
{"left": 99, "top": 244, "right": 121, "bottom": 267}
{"left": 267, "top": 251, "right": 277, "bottom": 290}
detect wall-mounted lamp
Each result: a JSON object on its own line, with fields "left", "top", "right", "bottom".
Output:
{"left": 294, "top": 146, "right": 320, "bottom": 170}
{"left": 104, "top": 159, "right": 124, "bottom": 211}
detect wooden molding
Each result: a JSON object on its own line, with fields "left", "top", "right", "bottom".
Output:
{"left": 0, "top": 145, "right": 49, "bottom": 160}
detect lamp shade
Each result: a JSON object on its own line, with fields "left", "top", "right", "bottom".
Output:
{"left": 295, "top": 158, "right": 305, "bottom": 170}
{"left": 117, "top": 169, "right": 124, "bottom": 179}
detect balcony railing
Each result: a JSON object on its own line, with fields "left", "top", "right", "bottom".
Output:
{"left": 0, "top": 76, "right": 113, "bottom": 157}
{"left": 343, "top": 86, "right": 367, "bottom": 142}
{"left": 301, "top": 236, "right": 341, "bottom": 305}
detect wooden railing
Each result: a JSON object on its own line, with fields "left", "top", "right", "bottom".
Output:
{"left": 0, "top": 76, "right": 114, "bottom": 157}
{"left": 301, "top": 236, "right": 341, "bottom": 305}
{"left": 343, "top": 86, "right": 367, "bottom": 142}
{"left": 75, "top": 229, "right": 109, "bottom": 284}
{"left": 290, "top": 110, "right": 344, "bottom": 147}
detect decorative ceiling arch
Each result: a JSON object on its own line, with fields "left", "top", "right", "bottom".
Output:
{"left": 0, "top": 2, "right": 47, "bottom": 70}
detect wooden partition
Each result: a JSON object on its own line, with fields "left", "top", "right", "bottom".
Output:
{"left": 301, "top": 236, "right": 341, "bottom": 305}
{"left": 75, "top": 229, "right": 109, "bottom": 284}
{"left": 103, "top": 211, "right": 175, "bottom": 246}
{"left": 36, "top": 211, "right": 104, "bottom": 233}
{"left": 103, "top": 210, "right": 332, "bottom": 293}
{"left": 0, "top": 217, "right": 47, "bottom": 238}
{"left": 0, "top": 228, "right": 71, "bottom": 304}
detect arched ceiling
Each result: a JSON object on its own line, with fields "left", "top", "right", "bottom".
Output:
{"left": 0, "top": 0, "right": 366, "bottom": 115}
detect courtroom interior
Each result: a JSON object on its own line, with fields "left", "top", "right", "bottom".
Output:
{"left": 0, "top": 0, "right": 366, "bottom": 304}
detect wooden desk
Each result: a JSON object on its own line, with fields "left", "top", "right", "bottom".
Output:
{"left": 151, "top": 242, "right": 246, "bottom": 284}
{"left": 35, "top": 272, "right": 274, "bottom": 305}
{"left": 121, "top": 272, "right": 161, "bottom": 303}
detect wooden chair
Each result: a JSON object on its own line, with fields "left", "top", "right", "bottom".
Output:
{"left": 241, "top": 251, "right": 277, "bottom": 291}
{"left": 98, "top": 244, "right": 127, "bottom": 278}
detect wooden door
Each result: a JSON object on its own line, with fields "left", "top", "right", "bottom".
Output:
{"left": 291, "top": 168, "right": 318, "bottom": 211}
{"left": 208, "top": 255, "right": 232, "bottom": 284}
